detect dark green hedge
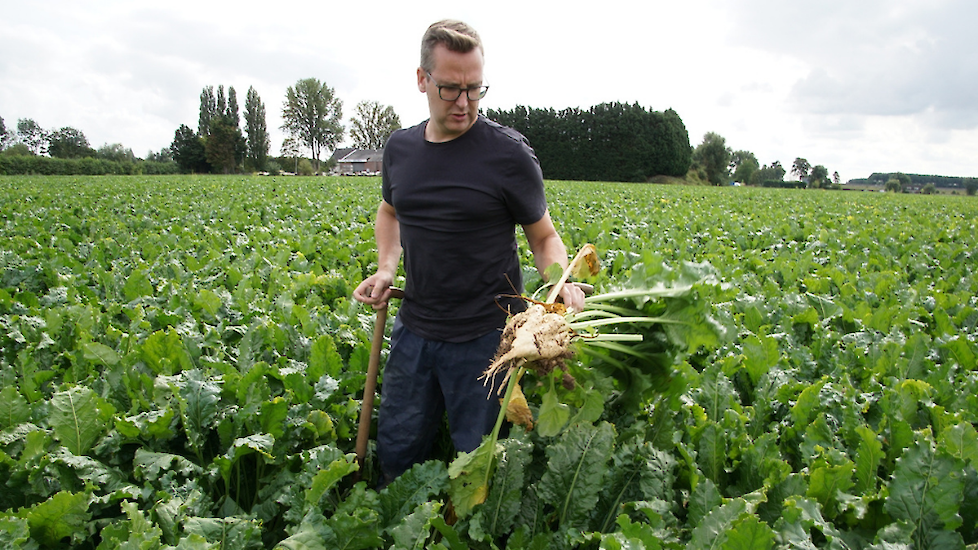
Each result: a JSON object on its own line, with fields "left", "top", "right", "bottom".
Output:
{"left": 488, "top": 103, "right": 692, "bottom": 183}
{"left": 0, "top": 155, "right": 179, "bottom": 176}
{"left": 760, "top": 179, "right": 806, "bottom": 189}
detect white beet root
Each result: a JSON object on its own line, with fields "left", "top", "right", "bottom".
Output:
{"left": 482, "top": 304, "right": 575, "bottom": 391}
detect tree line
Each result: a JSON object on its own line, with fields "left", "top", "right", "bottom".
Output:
{"left": 0, "top": 116, "right": 178, "bottom": 176}
{"left": 487, "top": 103, "right": 692, "bottom": 183}
{"left": 7, "top": 87, "right": 975, "bottom": 189}
{"left": 854, "top": 172, "right": 978, "bottom": 192}
{"left": 0, "top": 78, "right": 402, "bottom": 176}
{"left": 168, "top": 78, "right": 402, "bottom": 175}
{"left": 5, "top": 97, "right": 693, "bottom": 182}
{"left": 692, "top": 132, "right": 845, "bottom": 189}
{"left": 691, "top": 132, "right": 978, "bottom": 195}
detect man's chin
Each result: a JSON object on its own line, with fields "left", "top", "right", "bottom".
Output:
{"left": 449, "top": 115, "right": 472, "bottom": 128}
{"left": 443, "top": 119, "right": 474, "bottom": 137}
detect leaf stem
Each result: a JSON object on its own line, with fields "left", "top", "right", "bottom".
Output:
{"left": 491, "top": 367, "right": 524, "bottom": 442}
{"left": 584, "top": 286, "right": 693, "bottom": 302}
{"left": 484, "top": 366, "right": 525, "bottom": 487}
{"left": 569, "top": 316, "right": 686, "bottom": 330}
{"left": 545, "top": 244, "right": 597, "bottom": 304}
{"left": 576, "top": 333, "right": 644, "bottom": 342}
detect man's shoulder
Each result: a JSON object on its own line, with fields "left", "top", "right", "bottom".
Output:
{"left": 389, "top": 121, "right": 426, "bottom": 143}
{"left": 384, "top": 122, "right": 426, "bottom": 162}
{"left": 479, "top": 116, "right": 531, "bottom": 147}
{"left": 474, "top": 117, "right": 543, "bottom": 182}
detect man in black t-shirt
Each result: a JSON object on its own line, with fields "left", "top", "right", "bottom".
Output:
{"left": 353, "top": 19, "right": 584, "bottom": 485}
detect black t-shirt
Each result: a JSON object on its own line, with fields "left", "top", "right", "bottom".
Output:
{"left": 382, "top": 116, "right": 548, "bottom": 342}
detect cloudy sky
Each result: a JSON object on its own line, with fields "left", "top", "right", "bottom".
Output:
{"left": 3, "top": 0, "right": 976, "bottom": 181}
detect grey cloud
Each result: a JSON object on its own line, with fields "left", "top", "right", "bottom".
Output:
{"left": 111, "top": 8, "right": 356, "bottom": 89}
{"left": 732, "top": 0, "right": 978, "bottom": 129}
{"left": 1, "top": 3, "right": 362, "bottom": 152}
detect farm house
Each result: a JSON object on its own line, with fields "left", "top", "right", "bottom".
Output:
{"left": 334, "top": 148, "right": 383, "bottom": 175}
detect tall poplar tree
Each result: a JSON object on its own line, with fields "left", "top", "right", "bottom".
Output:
{"left": 227, "top": 86, "right": 240, "bottom": 128}
{"left": 198, "top": 84, "right": 245, "bottom": 173}
{"left": 199, "top": 86, "right": 217, "bottom": 136}
{"left": 216, "top": 85, "right": 227, "bottom": 121}
{"left": 205, "top": 119, "right": 240, "bottom": 174}
{"left": 244, "top": 86, "right": 270, "bottom": 171}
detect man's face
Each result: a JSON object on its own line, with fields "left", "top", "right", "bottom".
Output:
{"left": 417, "top": 44, "right": 484, "bottom": 142}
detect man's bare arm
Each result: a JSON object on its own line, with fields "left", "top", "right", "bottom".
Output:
{"left": 353, "top": 200, "right": 401, "bottom": 308}
{"left": 523, "top": 210, "right": 585, "bottom": 312}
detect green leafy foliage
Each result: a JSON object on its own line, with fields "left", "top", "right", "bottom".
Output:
{"left": 2, "top": 175, "right": 977, "bottom": 548}
{"left": 536, "top": 385, "right": 570, "bottom": 437}
{"left": 473, "top": 428, "right": 533, "bottom": 539}
{"left": 48, "top": 386, "right": 103, "bottom": 455}
{"left": 0, "top": 516, "right": 34, "bottom": 549}
{"left": 687, "top": 498, "right": 748, "bottom": 550}
{"left": 0, "top": 387, "right": 30, "bottom": 428}
{"left": 537, "top": 421, "right": 616, "bottom": 531}
{"left": 20, "top": 490, "right": 91, "bottom": 547}
{"left": 448, "top": 436, "right": 498, "bottom": 518}
{"left": 885, "top": 436, "right": 966, "bottom": 549}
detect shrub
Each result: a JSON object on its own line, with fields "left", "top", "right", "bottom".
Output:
{"left": 760, "top": 180, "right": 804, "bottom": 189}
{"left": 2, "top": 143, "right": 32, "bottom": 157}
{"left": 0, "top": 155, "right": 177, "bottom": 176}
{"left": 965, "top": 177, "right": 977, "bottom": 196}
{"left": 141, "top": 160, "right": 180, "bottom": 175}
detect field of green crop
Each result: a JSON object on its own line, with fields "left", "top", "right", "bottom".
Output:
{"left": 1, "top": 175, "right": 976, "bottom": 549}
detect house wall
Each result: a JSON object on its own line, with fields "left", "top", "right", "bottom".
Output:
{"left": 339, "top": 159, "right": 383, "bottom": 173}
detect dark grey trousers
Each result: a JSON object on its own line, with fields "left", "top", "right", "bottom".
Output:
{"left": 377, "top": 316, "right": 504, "bottom": 484}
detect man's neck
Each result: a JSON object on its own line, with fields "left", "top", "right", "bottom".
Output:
{"left": 424, "top": 116, "right": 478, "bottom": 143}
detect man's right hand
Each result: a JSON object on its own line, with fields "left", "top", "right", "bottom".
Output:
{"left": 353, "top": 274, "right": 395, "bottom": 309}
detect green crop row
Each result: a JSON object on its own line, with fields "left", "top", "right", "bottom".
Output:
{"left": 1, "top": 175, "right": 976, "bottom": 549}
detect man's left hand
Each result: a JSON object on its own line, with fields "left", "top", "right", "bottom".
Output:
{"left": 560, "top": 283, "right": 586, "bottom": 313}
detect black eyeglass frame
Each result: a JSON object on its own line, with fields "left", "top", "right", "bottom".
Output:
{"left": 425, "top": 71, "right": 489, "bottom": 102}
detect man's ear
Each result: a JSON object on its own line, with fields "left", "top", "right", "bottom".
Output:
{"left": 417, "top": 68, "right": 427, "bottom": 93}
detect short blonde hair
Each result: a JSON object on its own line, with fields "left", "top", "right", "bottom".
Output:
{"left": 420, "top": 19, "right": 483, "bottom": 72}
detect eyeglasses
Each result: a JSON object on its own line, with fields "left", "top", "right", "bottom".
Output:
{"left": 426, "top": 71, "right": 489, "bottom": 102}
